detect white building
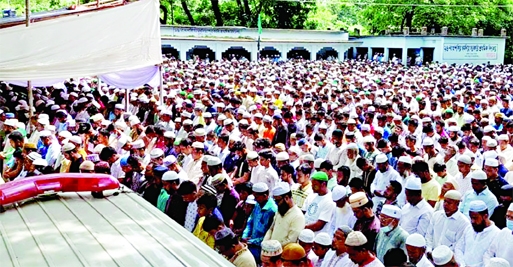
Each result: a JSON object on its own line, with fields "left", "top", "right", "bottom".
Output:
{"left": 160, "top": 25, "right": 507, "bottom": 65}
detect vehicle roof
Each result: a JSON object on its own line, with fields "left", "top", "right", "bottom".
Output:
{"left": 0, "top": 190, "right": 233, "bottom": 267}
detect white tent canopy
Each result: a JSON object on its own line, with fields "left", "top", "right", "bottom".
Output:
{"left": 0, "top": 0, "right": 162, "bottom": 82}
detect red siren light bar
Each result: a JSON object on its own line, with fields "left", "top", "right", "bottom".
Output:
{"left": 0, "top": 173, "right": 119, "bottom": 206}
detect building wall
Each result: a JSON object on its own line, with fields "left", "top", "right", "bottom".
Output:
{"left": 159, "top": 26, "right": 506, "bottom": 64}
{"left": 160, "top": 26, "right": 349, "bottom": 41}
{"left": 161, "top": 38, "right": 358, "bottom": 61}
{"left": 356, "top": 36, "right": 506, "bottom": 64}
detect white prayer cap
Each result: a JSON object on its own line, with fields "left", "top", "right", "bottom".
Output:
{"left": 484, "top": 125, "right": 496, "bottom": 133}
{"left": 487, "top": 139, "right": 498, "bottom": 148}
{"left": 405, "top": 178, "right": 422, "bottom": 191}
{"left": 253, "top": 182, "right": 269, "bottom": 193}
{"left": 345, "top": 231, "right": 367, "bottom": 247}
{"left": 163, "top": 155, "right": 177, "bottom": 166}
{"left": 314, "top": 158, "right": 324, "bottom": 169}
{"left": 375, "top": 153, "right": 388, "bottom": 164}
{"left": 469, "top": 200, "right": 488, "bottom": 212}
{"left": 483, "top": 150, "right": 498, "bottom": 160}
{"left": 422, "top": 137, "right": 434, "bottom": 146}
{"left": 276, "top": 152, "right": 290, "bottom": 161}
{"left": 498, "top": 134, "right": 509, "bottom": 141}
{"left": 314, "top": 233, "right": 332, "bottom": 247}
{"left": 162, "top": 171, "right": 180, "bottom": 181}
{"left": 298, "top": 229, "right": 315, "bottom": 243}
{"left": 405, "top": 233, "right": 426, "bottom": 247}
{"left": 458, "top": 155, "right": 472, "bottom": 165}
{"left": 444, "top": 190, "right": 462, "bottom": 201}
{"left": 486, "top": 258, "right": 510, "bottom": 267}
{"left": 131, "top": 140, "right": 145, "bottom": 149}
{"left": 194, "top": 128, "right": 206, "bottom": 137}
{"left": 272, "top": 182, "right": 291, "bottom": 196}
{"left": 485, "top": 158, "right": 499, "bottom": 167}
{"left": 247, "top": 151, "right": 259, "bottom": 160}
{"left": 150, "top": 148, "right": 164, "bottom": 159}
{"left": 349, "top": 192, "right": 369, "bottom": 208}
{"left": 39, "top": 130, "right": 51, "bottom": 137}
{"left": 471, "top": 170, "right": 487, "bottom": 180}
{"left": 207, "top": 157, "right": 222, "bottom": 166}
{"left": 93, "top": 144, "right": 106, "bottom": 154}
{"left": 58, "top": 131, "right": 72, "bottom": 139}
{"left": 164, "top": 131, "right": 175, "bottom": 138}
{"left": 363, "top": 135, "right": 375, "bottom": 144}
{"left": 398, "top": 156, "right": 412, "bottom": 165}
{"left": 332, "top": 185, "right": 347, "bottom": 201}
{"left": 432, "top": 245, "right": 453, "bottom": 266}
{"left": 381, "top": 204, "right": 402, "bottom": 219}
{"left": 360, "top": 124, "right": 370, "bottom": 131}
{"left": 192, "top": 142, "right": 204, "bottom": 149}
{"left": 509, "top": 203, "right": 513, "bottom": 212}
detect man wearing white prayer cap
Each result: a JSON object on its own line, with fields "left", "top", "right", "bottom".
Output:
{"left": 400, "top": 178, "right": 434, "bottom": 236}
{"left": 454, "top": 155, "right": 473, "bottom": 195}
{"left": 425, "top": 190, "right": 470, "bottom": 254}
{"left": 483, "top": 158, "right": 509, "bottom": 199}
{"left": 371, "top": 153, "right": 402, "bottom": 208}
{"left": 329, "top": 185, "right": 355, "bottom": 236}
{"left": 455, "top": 200, "right": 500, "bottom": 267}
{"left": 374, "top": 204, "right": 409, "bottom": 262}
{"left": 483, "top": 203, "right": 513, "bottom": 267}
{"left": 345, "top": 231, "right": 385, "bottom": 267}
{"left": 405, "top": 233, "right": 433, "bottom": 267}
{"left": 432, "top": 245, "right": 457, "bottom": 267}
{"left": 264, "top": 182, "right": 305, "bottom": 247}
{"left": 459, "top": 170, "right": 499, "bottom": 219}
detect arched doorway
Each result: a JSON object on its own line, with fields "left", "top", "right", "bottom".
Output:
{"left": 259, "top": 47, "right": 281, "bottom": 60}
{"left": 162, "top": 45, "right": 180, "bottom": 59}
{"left": 287, "top": 47, "right": 310, "bottom": 60}
{"left": 316, "top": 47, "right": 339, "bottom": 60}
{"left": 186, "top": 46, "right": 215, "bottom": 60}
{"left": 222, "top": 47, "right": 251, "bottom": 60}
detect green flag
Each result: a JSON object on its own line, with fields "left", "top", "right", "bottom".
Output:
{"left": 257, "top": 14, "right": 262, "bottom": 35}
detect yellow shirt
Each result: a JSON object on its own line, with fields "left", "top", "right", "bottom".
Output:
{"left": 193, "top": 217, "right": 215, "bottom": 248}
{"left": 422, "top": 179, "right": 441, "bottom": 202}
{"left": 263, "top": 205, "right": 305, "bottom": 246}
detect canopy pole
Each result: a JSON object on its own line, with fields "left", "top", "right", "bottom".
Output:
{"left": 125, "top": 88, "right": 129, "bottom": 111}
{"left": 26, "top": 0, "right": 34, "bottom": 135}
{"left": 159, "top": 65, "right": 163, "bottom": 105}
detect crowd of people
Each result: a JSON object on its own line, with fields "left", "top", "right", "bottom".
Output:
{"left": 1, "top": 57, "right": 513, "bottom": 267}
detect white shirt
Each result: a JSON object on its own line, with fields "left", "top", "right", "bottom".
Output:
{"left": 425, "top": 210, "right": 470, "bottom": 252}
{"left": 455, "top": 223, "right": 500, "bottom": 267}
{"left": 250, "top": 165, "right": 279, "bottom": 195}
{"left": 45, "top": 142, "right": 62, "bottom": 168}
{"left": 414, "top": 255, "right": 434, "bottom": 267}
{"left": 329, "top": 204, "right": 356, "bottom": 236}
{"left": 484, "top": 228, "right": 513, "bottom": 267}
{"left": 400, "top": 199, "right": 433, "bottom": 236}
{"left": 183, "top": 156, "right": 203, "bottom": 184}
{"left": 320, "top": 251, "right": 352, "bottom": 267}
{"left": 302, "top": 192, "right": 335, "bottom": 234}
{"left": 371, "top": 167, "right": 403, "bottom": 207}
{"left": 454, "top": 172, "right": 473, "bottom": 195}
{"left": 446, "top": 157, "right": 459, "bottom": 178}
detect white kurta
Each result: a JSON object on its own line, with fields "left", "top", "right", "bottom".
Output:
{"left": 183, "top": 156, "right": 203, "bottom": 185}
{"left": 425, "top": 210, "right": 470, "bottom": 252}
{"left": 484, "top": 228, "right": 513, "bottom": 267}
{"left": 454, "top": 172, "right": 473, "bottom": 195}
{"left": 455, "top": 224, "right": 500, "bottom": 267}
{"left": 400, "top": 199, "right": 433, "bottom": 236}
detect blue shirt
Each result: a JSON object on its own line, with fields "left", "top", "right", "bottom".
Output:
{"left": 459, "top": 188, "right": 499, "bottom": 218}
{"left": 242, "top": 198, "right": 277, "bottom": 246}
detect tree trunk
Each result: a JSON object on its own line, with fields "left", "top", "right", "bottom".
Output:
{"left": 210, "top": 0, "right": 224, "bottom": 26}
{"left": 243, "top": 0, "right": 251, "bottom": 21}
{"left": 235, "top": 0, "right": 245, "bottom": 23}
{"left": 405, "top": 7, "right": 415, "bottom": 29}
{"left": 181, "top": 0, "right": 195, "bottom": 25}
